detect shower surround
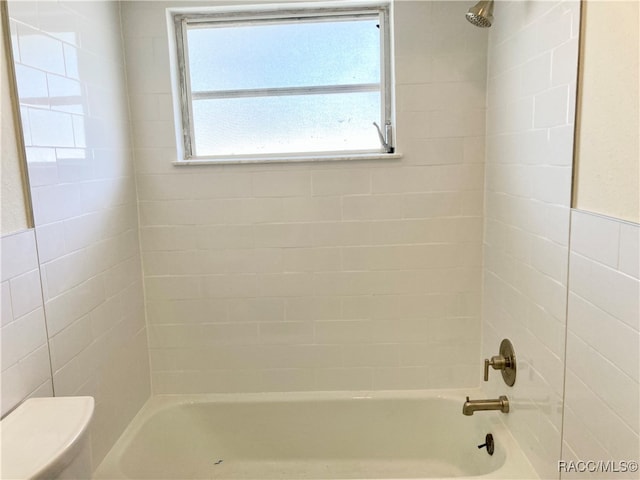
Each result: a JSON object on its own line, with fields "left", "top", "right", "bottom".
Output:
{"left": 123, "top": 0, "right": 489, "bottom": 395}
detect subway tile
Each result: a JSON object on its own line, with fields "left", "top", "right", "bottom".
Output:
{"left": 8, "top": 269, "right": 43, "bottom": 318}
{"left": 285, "top": 297, "right": 341, "bottom": 322}
{"left": 146, "top": 299, "right": 228, "bottom": 325}
{"left": 34, "top": 222, "right": 66, "bottom": 263}
{"left": 196, "top": 225, "right": 254, "bottom": 250}
{"left": 259, "top": 322, "right": 314, "bottom": 345}
{"left": 14, "top": 64, "right": 49, "bottom": 106}
{"left": 314, "top": 368, "right": 373, "bottom": 391}
{"left": 222, "top": 197, "right": 283, "bottom": 224}
{"left": 29, "top": 108, "right": 75, "bottom": 147}
{"left": 259, "top": 368, "right": 315, "bottom": 392}
{"left": 262, "top": 345, "right": 343, "bottom": 369}
{"left": 255, "top": 273, "right": 314, "bottom": 298}
{"left": 619, "top": 222, "right": 640, "bottom": 279}
{"left": 45, "top": 275, "right": 105, "bottom": 336}
{"left": 1, "top": 230, "right": 39, "bottom": 282}
{"left": 342, "top": 195, "right": 404, "bottom": 221}
{"left": 314, "top": 320, "right": 372, "bottom": 344}
{"left": 282, "top": 248, "right": 342, "bottom": 273}
{"left": 311, "top": 170, "right": 370, "bottom": 196}
{"left": 228, "top": 298, "right": 284, "bottom": 323}
{"left": 0, "top": 344, "right": 52, "bottom": 417}
{"left": 341, "top": 344, "right": 399, "bottom": 368}
{"left": 280, "top": 197, "right": 342, "bottom": 222}
{"left": 48, "top": 314, "right": 92, "bottom": 371}
{"left": 1, "top": 281, "right": 13, "bottom": 327}
{"left": 568, "top": 292, "right": 639, "bottom": 382}
{"left": 373, "top": 366, "right": 429, "bottom": 390}
{"left": 402, "top": 192, "right": 462, "bottom": 218}
{"left": 570, "top": 211, "right": 620, "bottom": 269}
{"left": 252, "top": 223, "right": 312, "bottom": 248}
{"left": 534, "top": 85, "right": 569, "bottom": 128}
{"left": 551, "top": 37, "right": 579, "bottom": 87}
{"left": 1, "top": 307, "right": 47, "bottom": 368}
{"left": 251, "top": 171, "right": 311, "bottom": 197}
{"left": 17, "top": 25, "right": 65, "bottom": 75}
{"left": 567, "top": 332, "right": 639, "bottom": 433}
{"left": 140, "top": 226, "right": 198, "bottom": 252}
{"left": 520, "top": 52, "right": 551, "bottom": 97}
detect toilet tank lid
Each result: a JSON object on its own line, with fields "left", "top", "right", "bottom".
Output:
{"left": 0, "top": 396, "right": 94, "bottom": 480}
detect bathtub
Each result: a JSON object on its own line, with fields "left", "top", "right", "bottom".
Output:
{"left": 94, "top": 390, "right": 538, "bottom": 480}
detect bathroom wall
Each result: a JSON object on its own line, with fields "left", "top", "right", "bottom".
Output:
{"left": 561, "top": 210, "right": 639, "bottom": 479}
{"left": 1, "top": 5, "right": 30, "bottom": 235}
{"left": 7, "top": 0, "right": 150, "bottom": 467}
{"left": 482, "top": 1, "right": 580, "bottom": 479}
{"left": 572, "top": 1, "right": 639, "bottom": 224}
{"left": 0, "top": 229, "right": 52, "bottom": 417}
{"left": 0, "top": 6, "right": 50, "bottom": 418}
{"left": 122, "top": 0, "right": 488, "bottom": 394}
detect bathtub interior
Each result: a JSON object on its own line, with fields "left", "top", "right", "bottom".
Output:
{"left": 96, "top": 394, "right": 512, "bottom": 479}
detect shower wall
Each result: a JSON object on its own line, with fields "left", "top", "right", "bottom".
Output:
{"left": 562, "top": 211, "right": 639, "bottom": 475}
{"left": 7, "top": 0, "right": 151, "bottom": 467}
{"left": 482, "top": 1, "right": 579, "bottom": 479}
{"left": 122, "top": 0, "right": 488, "bottom": 394}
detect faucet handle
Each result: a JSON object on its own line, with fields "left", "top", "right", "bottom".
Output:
{"left": 483, "top": 339, "right": 517, "bottom": 386}
{"left": 483, "top": 355, "right": 508, "bottom": 381}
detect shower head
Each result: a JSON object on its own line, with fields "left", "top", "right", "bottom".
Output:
{"left": 466, "top": 0, "right": 494, "bottom": 28}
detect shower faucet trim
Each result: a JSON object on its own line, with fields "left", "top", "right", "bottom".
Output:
{"left": 462, "top": 395, "right": 509, "bottom": 416}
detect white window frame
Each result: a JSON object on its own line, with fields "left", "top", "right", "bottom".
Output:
{"left": 169, "top": 1, "right": 397, "bottom": 164}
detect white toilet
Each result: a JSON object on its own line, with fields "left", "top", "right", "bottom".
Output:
{"left": 0, "top": 396, "right": 94, "bottom": 479}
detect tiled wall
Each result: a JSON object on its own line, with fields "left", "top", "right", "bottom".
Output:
{"left": 7, "top": 0, "right": 150, "bottom": 467}
{"left": 561, "top": 210, "right": 639, "bottom": 479}
{"left": 122, "top": 0, "right": 488, "bottom": 394}
{"left": 0, "top": 229, "right": 52, "bottom": 417}
{"left": 482, "top": 1, "right": 580, "bottom": 479}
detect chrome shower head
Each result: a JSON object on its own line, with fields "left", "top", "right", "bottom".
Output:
{"left": 466, "top": 0, "right": 494, "bottom": 28}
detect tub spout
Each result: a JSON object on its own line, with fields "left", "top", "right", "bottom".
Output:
{"left": 462, "top": 395, "right": 509, "bottom": 416}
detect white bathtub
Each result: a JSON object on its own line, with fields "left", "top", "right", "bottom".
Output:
{"left": 94, "top": 390, "right": 538, "bottom": 480}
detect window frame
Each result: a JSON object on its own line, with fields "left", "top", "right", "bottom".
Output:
{"left": 170, "top": 1, "right": 395, "bottom": 163}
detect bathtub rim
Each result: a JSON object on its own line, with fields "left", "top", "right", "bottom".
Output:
{"left": 94, "top": 388, "right": 539, "bottom": 480}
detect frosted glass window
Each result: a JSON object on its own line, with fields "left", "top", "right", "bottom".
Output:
{"left": 173, "top": 4, "right": 393, "bottom": 161}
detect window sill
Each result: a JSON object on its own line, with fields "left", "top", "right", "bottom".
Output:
{"left": 173, "top": 152, "right": 403, "bottom": 166}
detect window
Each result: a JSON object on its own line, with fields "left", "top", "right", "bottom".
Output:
{"left": 171, "top": 2, "right": 393, "bottom": 162}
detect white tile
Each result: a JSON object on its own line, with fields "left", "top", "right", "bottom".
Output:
{"left": 534, "top": 85, "right": 569, "bottom": 128}
{"left": 17, "top": 26, "right": 65, "bottom": 75}
{"left": 619, "top": 223, "right": 640, "bottom": 279}
{"left": 315, "top": 368, "right": 373, "bottom": 391}
{"left": 1, "top": 307, "right": 47, "bottom": 368}
{"left": 35, "top": 222, "right": 66, "bottom": 263}
{"left": 571, "top": 211, "right": 621, "bottom": 269}
{"left": 45, "top": 275, "right": 105, "bottom": 337}
{"left": 49, "top": 315, "right": 93, "bottom": 371}
{"left": 567, "top": 332, "right": 639, "bottom": 433}
{"left": 14, "top": 64, "right": 49, "bottom": 106}
{"left": 259, "top": 322, "right": 314, "bottom": 345}
{"left": 342, "top": 195, "right": 404, "bottom": 221}
{"left": 569, "top": 293, "right": 639, "bottom": 382}
{"left": 311, "top": 170, "right": 370, "bottom": 196}
{"left": 1, "top": 230, "right": 39, "bottom": 282}
{"left": 9, "top": 269, "right": 43, "bottom": 318}
{"left": 0, "top": 344, "right": 52, "bottom": 417}
{"left": 28, "top": 108, "right": 75, "bottom": 148}
{"left": 1, "top": 281, "right": 13, "bottom": 327}
{"left": 252, "top": 171, "right": 310, "bottom": 197}
{"left": 551, "top": 37, "right": 579, "bottom": 87}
